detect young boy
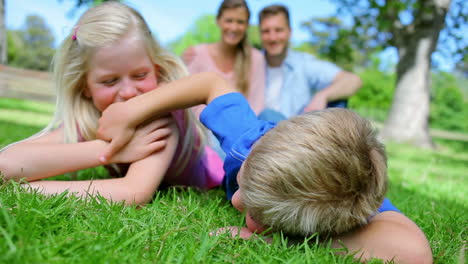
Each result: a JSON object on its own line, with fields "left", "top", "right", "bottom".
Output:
{"left": 97, "top": 72, "right": 432, "bottom": 263}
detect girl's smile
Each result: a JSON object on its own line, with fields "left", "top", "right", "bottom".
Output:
{"left": 85, "top": 35, "right": 159, "bottom": 112}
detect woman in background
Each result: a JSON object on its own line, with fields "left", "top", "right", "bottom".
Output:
{"left": 182, "top": 0, "right": 265, "bottom": 115}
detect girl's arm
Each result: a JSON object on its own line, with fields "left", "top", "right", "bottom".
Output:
{"left": 0, "top": 117, "right": 172, "bottom": 182}
{"left": 26, "top": 121, "right": 179, "bottom": 205}
{"left": 97, "top": 72, "right": 235, "bottom": 161}
{"left": 0, "top": 128, "right": 107, "bottom": 181}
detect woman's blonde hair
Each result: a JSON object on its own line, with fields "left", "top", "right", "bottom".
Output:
{"left": 8, "top": 2, "right": 205, "bottom": 173}
{"left": 241, "top": 109, "right": 388, "bottom": 236}
{"left": 217, "top": 0, "right": 252, "bottom": 95}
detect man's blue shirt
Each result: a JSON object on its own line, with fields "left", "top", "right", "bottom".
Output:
{"left": 265, "top": 49, "right": 345, "bottom": 118}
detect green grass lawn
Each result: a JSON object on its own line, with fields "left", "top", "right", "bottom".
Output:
{"left": 0, "top": 97, "right": 466, "bottom": 263}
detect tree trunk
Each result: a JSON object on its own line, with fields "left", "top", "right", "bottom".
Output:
{"left": 0, "top": 0, "right": 6, "bottom": 64}
{"left": 380, "top": 0, "right": 451, "bottom": 148}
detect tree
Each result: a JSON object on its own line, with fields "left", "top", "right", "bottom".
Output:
{"left": 0, "top": 0, "right": 6, "bottom": 64}
{"left": 331, "top": 0, "right": 466, "bottom": 147}
{"left": 170, "top": 15, "right": 219, "bottom": 56}
{"left": 6, "top": 30, "right": 23, "bottom": 63}
{"left": 301, "top": 17, "right": 366, "bottom": 71}
{"left": 9, "top": 15, "right": 55, "bottom": 71}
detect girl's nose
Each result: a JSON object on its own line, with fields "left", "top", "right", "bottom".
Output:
{"left": 119, "top": 81, "right": 138, "bottom": 100}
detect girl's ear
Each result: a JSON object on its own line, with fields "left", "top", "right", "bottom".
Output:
{"left": 154, "top": 64, "right": 161, "bottom": 82}
{"left": 154, "top": 64, "right": 160, "bottom": 75}
{"left": 83, "top": 86, "right": 92, "bottom": 98}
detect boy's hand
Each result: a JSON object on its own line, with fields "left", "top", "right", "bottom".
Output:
{"left": 109, "top": 116, "right": 173, "bottom": 164}
{"left": 211, "top": 226, "right": 254, "bottom": 239}
{"left": 97, "top": 101, "right": 141, "bottom": 163}
{"left": 211, "top": 226, "right": 273, "bottom": 244}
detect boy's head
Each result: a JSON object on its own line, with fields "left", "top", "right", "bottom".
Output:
{"left": 237, "top": 108, "right": 388, "bottom": 236}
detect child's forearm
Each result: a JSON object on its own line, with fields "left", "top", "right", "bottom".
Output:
{"left": 25, "top": 177, "right": 141, "bottom": 205}
{"left": 0, "top": 140, "right": 108, "bottom": 181}
{"left": 129, "top": 72, "right": 234, "bottom": 124}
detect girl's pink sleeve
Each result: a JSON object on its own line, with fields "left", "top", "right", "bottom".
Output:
{"left": 247, "top": 48, "right": 266, "bottom": 114}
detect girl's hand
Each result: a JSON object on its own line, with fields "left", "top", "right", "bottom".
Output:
{"left": 108, "top": 116, "right": 174, "bottom": 164}
{"left": 97, "top": 101, "right": 138, "bottom": 163}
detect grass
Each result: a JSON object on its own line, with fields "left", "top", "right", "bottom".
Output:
{"left": 0, "top": 97, "right": 466, "bottom": 263}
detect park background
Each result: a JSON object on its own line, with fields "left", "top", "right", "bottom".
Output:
{"left": 0, "top": 0, "right": 467, "bottom": 263}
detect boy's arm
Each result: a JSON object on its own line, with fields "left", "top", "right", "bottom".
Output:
{"left": 332, "top": 211, "right": 432, "bottom": 263}
{"left": 97, "top": 72, "right": 234, "bottom": 162}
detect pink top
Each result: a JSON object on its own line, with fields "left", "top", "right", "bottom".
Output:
{"left": 163, "top": 110, "right": 224, "bottom": 189}
{"left": 185, "top": 44, "right": 265, "bottom": 114}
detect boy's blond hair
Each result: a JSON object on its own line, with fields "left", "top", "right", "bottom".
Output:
{"left": 241, "top": 108, "right": 388, "bottom": 236}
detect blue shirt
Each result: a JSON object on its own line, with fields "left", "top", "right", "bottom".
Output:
{"left": 265, "top": 49, "right": 345, "bottom": 118}
{"left": 200, "top": 93, "right": 276, "bottom": 199}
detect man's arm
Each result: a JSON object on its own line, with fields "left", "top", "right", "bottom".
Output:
{"left": 304, "top": 71, "right": 362, "bottom": 112}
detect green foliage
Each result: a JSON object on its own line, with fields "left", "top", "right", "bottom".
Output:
{"left": 349, "top": 70, "right": 468, "bottom": 133}
{"left": 331, "top": 0, "right": 466, "bottom": 65}
{"left": 6, "top": 30, "right": 23, "bottom": 64}
{"left": 349, "top": 69, "right": 396, "bottom": 121}
{"left": 7, "top": 15, "right": 55, "bottom": 71}
{"left": 430, "top": 72, "right": 468, "bottom": 133}
{"left": 169, "top": 15, "right": 219, "bottom": 56}
{"left": 292, "top": 42, "right": 319, "bottom": 56}
{"left": 247, "top": 24, "right": 261, "bottom": 50}
{"left": 301, "top": 17, "right": 366, "bottom": 70}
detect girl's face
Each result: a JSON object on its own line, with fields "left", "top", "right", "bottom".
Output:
{"left": 217, "top": 6, "right": 249, "bottom": 47}
{"left": 85, "top": 35, "right": 158, "bottom": 112}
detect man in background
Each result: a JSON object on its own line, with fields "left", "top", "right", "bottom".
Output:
{"left": 258, "top": 4, "right": 362, "bottom": 122}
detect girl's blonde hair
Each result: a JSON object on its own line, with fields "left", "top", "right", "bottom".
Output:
{"left": 242, "top": 109, "right": 388, "bottom": 236}
{"left": 217, "top": 0, "right": 252, "bottom": 95}
{"left": 5, "top": 2, "right": 205, "bottom": 173}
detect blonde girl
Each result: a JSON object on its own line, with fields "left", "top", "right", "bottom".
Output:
{"left": 0, "top": 2, "right": 223, "bottom": 205}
